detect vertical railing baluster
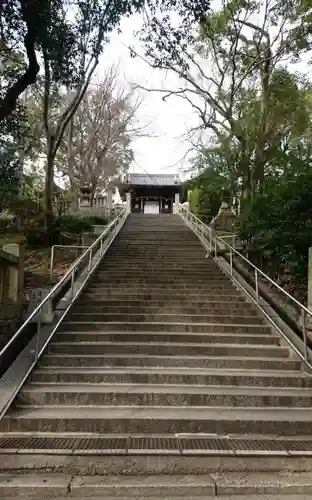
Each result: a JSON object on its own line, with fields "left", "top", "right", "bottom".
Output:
{"left": 35, "top": 314, "right": 41, "bottom": 362}
{"left": 303, "top": 310, "right": 308, "bottom": 362}
{"left": 230, "top": 247, "right": 233, "bottom": 276}
{"left": 255, "top": 269, "right": 259, "bottom": 303}
{"left": 88, "top": 250, "right": 92, "bottom": 273}
{"left": 70, "top": 269, "right": 75, "bottom": 300}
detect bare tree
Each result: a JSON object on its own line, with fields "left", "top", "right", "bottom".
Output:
{"left": 61, "top": 69, "right": 142, "bottom": 200}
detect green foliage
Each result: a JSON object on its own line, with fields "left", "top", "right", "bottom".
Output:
{"left": 188, "top": 147, "right": 237, "bottom": 222}
{"left": 53, "top": 214, "right": 107, "bottom": 236}
{"left": 188, "top": 187, "right": 201, "bottom": 216}
{"left": 0, "top": 209, "right": 15, "bottom": 232}
{"left": 188, "top": 176, "right": 230, "bottom": 223}
{"left": 1, "top": 0, "right": 210, "bottom": 122}
{"left": 139, "top": 0, "right": 210, "bottom": 73}
{"left": 238, "top": 167, "right": 312, "bottom": 285}
{"left": 86, "top": 215, "right": 109, "bottom": 226}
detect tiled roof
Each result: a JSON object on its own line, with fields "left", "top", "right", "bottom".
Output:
{"left": 126, "top": 173, "right": 180, "bottom": 186}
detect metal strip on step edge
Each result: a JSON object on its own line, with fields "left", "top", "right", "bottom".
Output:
{"left": 1, "top": 436, "right": 312, "bottom": 457}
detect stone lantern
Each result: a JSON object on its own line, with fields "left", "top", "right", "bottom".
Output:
{"left": 79, "top": 184, "right": 92, "bottom": 213}
{"left": 210, "top": 201, "right": 237, "bottom": 232}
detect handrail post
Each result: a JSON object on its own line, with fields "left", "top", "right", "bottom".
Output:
{"left": 88, "top": 250, "right": 92, "bottom": 273}
{"left": 35, "top": 316, "right": 41, "bottom": 361}
{"left": 230, "top": 247, "right": 233, "bottom": 276}
{"left": 255, "top": 268, "right": 259, "bottom": 303}
{"left": 49, "top": 246, "right": 55, "bottom": 280}
{"left": 70, "top": 269, "right": 75, "bottom": 300}
{"left": 303, "top": 310, "right": 308, "bottom": 362}
{"left": 209, "top": 230, "right": 212, "bottom": 253}
{"left": 214, "top": 236, "right": 217, "bottom": 258}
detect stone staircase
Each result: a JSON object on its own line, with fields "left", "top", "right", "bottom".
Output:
{"left": 1, "top": 213, "right": 312, "bottom": 498}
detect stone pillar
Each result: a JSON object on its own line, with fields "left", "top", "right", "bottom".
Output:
{"left": 107, "top": 189, "right": 113, "bottom": 210}
{"left": 126, "top": 192, "right": 131, "bottom": 211}
{"left": 173, "top": 192, "right": 180, "bottom": 213}
{"left": 2, "top": 243, "right": 24, "bottom": 304}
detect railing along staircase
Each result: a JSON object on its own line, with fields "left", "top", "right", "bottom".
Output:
{"left": 0, "top": 205, "right": 312, "bottom": 497}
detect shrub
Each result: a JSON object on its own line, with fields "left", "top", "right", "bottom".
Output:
{"left": 25, "top": 227, "right": 51, "bottom": 247}
{"left": 53, "top": 214, "right": 108, "bottom": 236}
{"left": 86, "top": 215, "right": 108, "bottom": 226}
{"left": 238, "top": 169, "right": 312, "bottom": 285}
{"left": 0, "top": 209, "right": 15, "bottom": 232}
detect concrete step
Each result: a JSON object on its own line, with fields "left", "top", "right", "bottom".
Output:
{"left": 58, "top": 321, "right": 272, "bottom": 334}
{"left": 89, "top": 283, "right": 236, "bottom": 291}
{"left": 72, "top": 304, "right": 258, "bottom": 315}
{"left": 3, "top": 406, "right": 312, "bottom": 434}
{"left": 2, "top": 210, "right": 309, "bottom": 484}
{"left": 96, "top": 264, "right": 221, "bottom": 270}
{"left": 104, "top": 250, "right": 207, "bottom": 256}
{"left": 17, "top": 383, "right": 312, "bottom": 407}
{"left": 101, "top": 247, "right": 210, "bottom": 251}
{"left": 1, "top": 472, "right": 312, "bottom": 497}
{"left": 39, "top": 354, "right": 299, "bottom": 370}
{"left": 100, "top": 256, "right": 209, "bottom": 261}
{"left": 64, "top": 313, "right": 265, "bottom": 326}
{"left": 92, "top": 273, "right": 228, "bottom": 279}
{"left": 73, "top": 301, "right": 256, "bottom": 313}
{"left": 81, "top": 293, "right": 246, "bottom": 302}
{"left": 83, "top": 292, "right": 244, "bottom": 301}
{"left": 47, "top": 342, "right": 287, "bottom": 358}
{"left": 0, "top": 474, "right": 212, "bottom": 497}
{"left": 86, "top": 283, "right": 237, "bottom": 291}
{"left": 84, "top": 289, "right": 242, "bottom": 298}
{"left": 94, "top": 265, "right": 225, "bottom": 271}
{"left": 30, "top": 367, "right": 312, "bottom": 387}
{"left": 91, "top": 275, "right": 229, "bottom": 281}
{"left": 95, "top": 272, "right": 225, "bottom": 278}
{"left": 111, "top": 245, "right": 205, "bottom": 250}
{"left": 107, "top": 240, "right": 203, "bottom": 243}
{"left": 100, "top": 258, "right": 214, "bottom": 264}
{"left": 109, "top": 237, "right": 202, "bottom": 240}
{"left": 53, "top": 331, "right": 279, "bottom": 346}
{"left": 3, "top": 433, "right": 312, "bottom": 474}
{"left": 1, "top": 496, "right": 312, "bottom": 500}
{"left": 3, "top": 496, "right": 312, "bottom": 500}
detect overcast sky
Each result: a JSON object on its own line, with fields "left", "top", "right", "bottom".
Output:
{"left": 96, "top": 11, "right": 311, "bottom": 180}
{"left": 96, "top": 14, "right": 198, "bottom": 179}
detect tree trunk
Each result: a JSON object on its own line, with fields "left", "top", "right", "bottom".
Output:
{"left": 239, "top": 155, "right": 253, "bottom": 213}
{"left": 45, "top": 143, "right": 55, "bottom": 238}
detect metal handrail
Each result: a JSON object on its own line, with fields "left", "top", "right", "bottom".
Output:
{"left": 177, "top": 203, "right": 312, "bottom": 365}
{"left": 0, "top": 206, "right": 129, "bottom": 361}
